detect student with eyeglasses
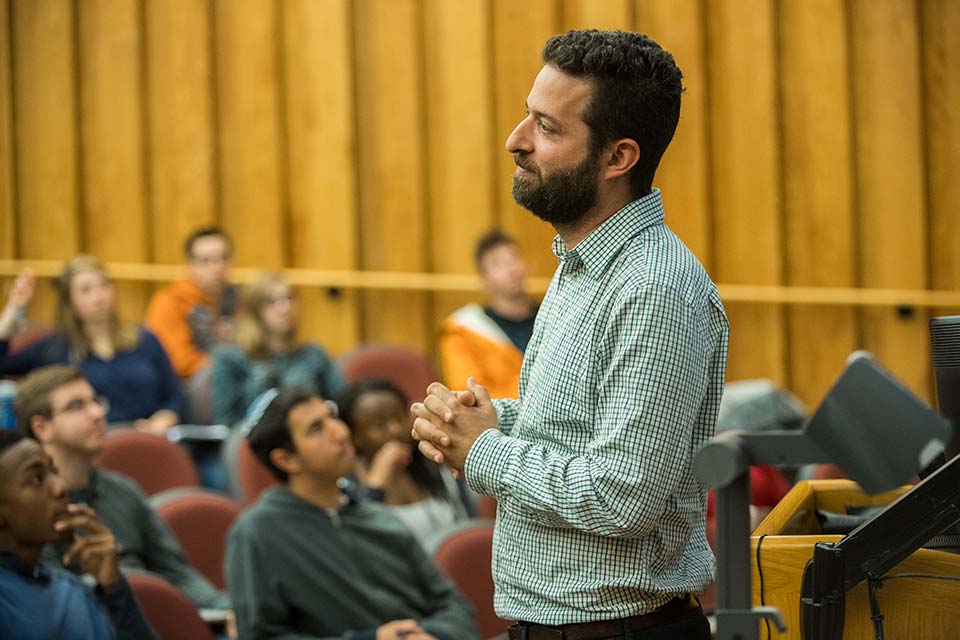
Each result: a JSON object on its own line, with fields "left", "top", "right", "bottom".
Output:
{"left": 13, "top": 365, "right": 232, "bottom": 617}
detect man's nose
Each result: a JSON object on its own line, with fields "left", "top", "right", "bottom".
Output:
{"left": 506, "top": 116, "right": 533, "bottom": 154}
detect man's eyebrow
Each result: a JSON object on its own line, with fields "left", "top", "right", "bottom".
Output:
{"left": 21, "top": 459, "right": 46, "bottom": 475}
{"left": 524, "top": 101, "right": 561, "bottom": 128}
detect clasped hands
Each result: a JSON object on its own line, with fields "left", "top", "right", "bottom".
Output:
{"left": 410, "top": 378, "right": 498, "bottom": 476}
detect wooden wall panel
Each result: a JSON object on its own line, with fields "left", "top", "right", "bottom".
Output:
{"left": 780, "top": 0, "right": 857, "bottom": 405}
{"left": 354, "top": 0, "right": 429, "bottom": 352}
{"left": 563, "top": 0, "right": 631, "bottom": 31}
{"left": 144, "top": 0, "right": 216, "bottom": 265}
{"left": 3, "top": 0, "right": 960, "bottom": 404}
{"left": 214, "top": 0, "right": 284, "bottom": 268}
{"left": 634, "top": 0, "right": 711, "bottom": 267}
{"left": 12, "top": 0, "right": 79, "bottom": 322}
{"left": 281, "top": 0, "right": 358, "bottom": 355}
{"left": 78, "top": 0, "right": 149, "bottom": 322}
{"left": 423, "top": 0, "right": 496, "bottom": 363}
{"left": 0, "top": 0, "right": 14, "bottom": 260}
{"left": 925, "top": 0, "right": 960, "bottom": 296}
{"left": 706, "top": 0, "right": 786, "bottom": 385}
{"left": 850, "top": 0, "right": 929, "bottom": 399}
{"left": 492, "top": 0, "right": 560, "bottom": 278}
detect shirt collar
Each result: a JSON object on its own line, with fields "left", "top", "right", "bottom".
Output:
{"left": 66, "top": 468, "right": 100, "bottom": 506}
{"left": 551, "top": 189, "right": 665, "bottom": 278}
{"left": 0, "top": 551, "right": 51, "bottom": 584}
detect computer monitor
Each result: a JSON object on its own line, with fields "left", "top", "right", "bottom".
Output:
{"left": 931, "top": 315, "right": 960, "bottom": 459}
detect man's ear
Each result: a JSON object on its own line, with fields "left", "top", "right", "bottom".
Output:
{"left": 602, "top": 138, "right": 641, "bottom": 181}
{"left": 30, "top": 415, "right": 53, "bottom": 445}
{"left": 269, "top": 448, "right": 301, "bottom": 477}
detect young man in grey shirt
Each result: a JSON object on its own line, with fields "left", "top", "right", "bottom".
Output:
{"left": 227, "top": 386, "right": 478, "bottom": 640}
{"left": 14, "top": 365, "right": 230, "bottom": 612}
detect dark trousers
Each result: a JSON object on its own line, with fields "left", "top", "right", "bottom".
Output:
{"left": 508, "top": 611, "right": 711, "bottom": 640}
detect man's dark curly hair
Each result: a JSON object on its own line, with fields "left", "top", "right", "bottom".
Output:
{"left": 542, "top": 29, "right": 683, "bottom": 197}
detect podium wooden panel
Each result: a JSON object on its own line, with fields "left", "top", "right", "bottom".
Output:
{"left": 750, "top": 479, "right": 960, "bottom": 639}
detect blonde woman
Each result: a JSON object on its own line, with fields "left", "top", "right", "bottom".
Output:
{"left": 0, "top": 257, "right": 183, "bottom": 434}
{"left": 211, "top": 273, "right": 342, "bottom": 427}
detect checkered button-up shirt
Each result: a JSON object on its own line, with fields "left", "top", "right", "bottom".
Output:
{"left": 464, "top": 189, "right": 729, "bottom": 624}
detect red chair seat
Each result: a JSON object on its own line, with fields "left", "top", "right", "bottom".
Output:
{"left": 96, "top": 429, "right": 199, "bottom": 496}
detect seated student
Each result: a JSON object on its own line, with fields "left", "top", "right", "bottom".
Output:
{"left": 0, "top": 429, "right": 157, "bottom": 639}
{"left": 338, "top": 379, "right": 469, "bottom": 546}
{"left": 0, "top": 257, "right": 184, "bottom": 436}
{"left": 13, "top": 365, "right": 230, "bottom": 612}
{"left": 146, "top": 226, "right": 237, "bottom": 382}
{"left": 211, "top": 273, "right": 342, "bottom": 428}
{"left": 439, "top": 230, "right": 538, "bottom": 399}
{"left": 226, "top": 386, "right": 478, "bottom": 640}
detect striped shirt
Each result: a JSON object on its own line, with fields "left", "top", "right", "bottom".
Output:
{"left": 464, "top": 189, "right": 729, "bottom": 624}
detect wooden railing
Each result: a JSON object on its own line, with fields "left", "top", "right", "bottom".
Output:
{"left": 2, "top": 259, "right": 959, "bottom": 309}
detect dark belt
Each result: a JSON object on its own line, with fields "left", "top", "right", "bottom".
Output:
{"left": 506, "top": 595, "right": 702, "bottom": 640}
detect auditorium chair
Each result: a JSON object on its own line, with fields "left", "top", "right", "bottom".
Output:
{"left": 340, "top": 343, "right": 439, "bottom": 405}
{"left": 126, "top": 571, "right": 214, "bottom": 640}
{"left": 95, "top": 429, "right": 200, "bottom": 495}
{"left": 229, "top": 433, "right": 278, "bottom": 506}
{"left": 151, "top": 488, "right": 241, "bottom": 589}
{"left": 433, "top": 522, "right": 510, "bottom": 640}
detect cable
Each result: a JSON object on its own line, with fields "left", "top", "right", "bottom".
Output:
{"left": 867, "top": 579, "right": 884, "bottom": 640}
{"left": 865, "top": 573, "right": 960, "bottom": 640}
{"left": 756, "top": 534, "right": 770, "bottom": 639}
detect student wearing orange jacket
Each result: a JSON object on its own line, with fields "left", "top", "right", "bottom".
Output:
{"left": 146, "top": 227, "right": 237, "bottom": 381}
{"left": 439, "top": 230, "right": 538, "bottom": 400}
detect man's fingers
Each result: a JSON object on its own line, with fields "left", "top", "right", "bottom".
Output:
{"left": 466, "top": 377, "right": 492, "bottom": 406}
{"left": 417, "top": 440, "right": 446, "bottom": 464}
{"left": 55, "top": 511, "right": 106, "bottom": 536}
{"left": 425, "top": 381, "right": 459, "bottom": 413}
{"left": 413, "top": 416, "right": 451, "bottom": 447}
{"left": 63, "top": 534, "right": 113, "bottom": 565}
{"left": 422, "top": 395, "right": 454, "bottom": 422}
{"left": 455, "top": 389, "right": 478, "bottom": 407}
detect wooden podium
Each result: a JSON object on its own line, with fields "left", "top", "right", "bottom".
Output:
{"left": 749, "top": 479, "right": 960, "bottom": 639}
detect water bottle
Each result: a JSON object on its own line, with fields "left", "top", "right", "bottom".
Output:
{"left": 0, "top": 379, "right": 16, "bottom": 430}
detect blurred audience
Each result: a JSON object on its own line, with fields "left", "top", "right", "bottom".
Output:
{"left": 439, "top": 230, "right": 537, "bottom": 398}
{"left": 0, "top": 257, "right": 184, "bottom": 435}
{"left": 338, "top": 379, "right": 470, "bottom": 547}
{"left": 211, "top": 272, "right": 342, "bottom": 428}
{"left": 147, "top": 226, "right": 237, "bottom": 382}
{"left": 13, "top": 365, "right": 231, "bottom": 613}
{"left": 0, "top": 429, "right": 157, "bottom": 639}
{"left": 226, "top": 386, "right": 478, "bottom": 640}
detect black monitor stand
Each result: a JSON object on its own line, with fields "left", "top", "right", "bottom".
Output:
{"left": 799, "top": 451, "right": 960, "bottom": 639}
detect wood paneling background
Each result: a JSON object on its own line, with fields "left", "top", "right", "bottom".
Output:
{"left": 2, "top": 0, "right": 958, "bottom": 407}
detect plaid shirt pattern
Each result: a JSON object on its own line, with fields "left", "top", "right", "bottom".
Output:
{"left": 465, "top": 189, "right": 729, "bottom": 624}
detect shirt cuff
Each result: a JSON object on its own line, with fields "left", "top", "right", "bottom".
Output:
{"left": 464, "top": 428, "right": 514, "bottom": 496}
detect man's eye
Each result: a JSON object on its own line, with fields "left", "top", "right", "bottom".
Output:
{"left": 29, "top": 473, "right": 44, "bottom": 486}
{"left": 538, "top": 120, "right": 553, "bottom": 133}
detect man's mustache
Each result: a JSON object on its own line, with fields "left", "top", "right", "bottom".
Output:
{"left": 513, "top": 153, "right": 537, "bottom": 174}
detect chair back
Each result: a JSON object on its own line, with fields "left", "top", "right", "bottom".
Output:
{"left": 126, "top": 571, "right": 214, "bottom": 640}
{"left": 433, "top": 522, "right": 509, "bottom": 639}
{"left": 235, "top": 436, "right": 278, "bottom": 506}
{"left": 341, "top": 344, "right": 438, "bottom": 404}
{"left": 96, "top": 429, "right": 199, "bottom": 495}
{"left": 152, "top": 488, "right": 241, "bottom": 589}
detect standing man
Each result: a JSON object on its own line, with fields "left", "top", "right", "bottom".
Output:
{"left": 413, "top": 30, "right": 728, "bottom": 640}
{"left": 146, "top": 226, "right": 237, "bottom": 382}
{"left": 440, "top": 229, "right": 538, "bottom": 399}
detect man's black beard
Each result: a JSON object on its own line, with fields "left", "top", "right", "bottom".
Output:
{"left": 511, "top": 151, "right": 601, "bottom": 226}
